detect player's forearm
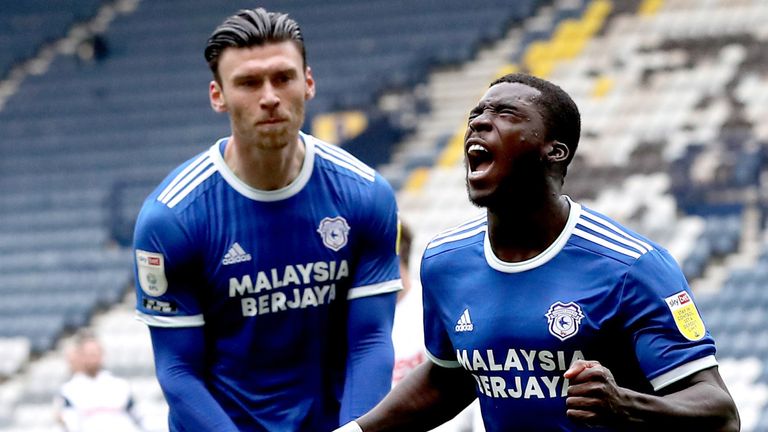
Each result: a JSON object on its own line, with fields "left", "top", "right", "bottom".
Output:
{"left": 618, "top": 373, "right": 739, "bottom": 431}
{"left": 150, "top": 327, "right": 240, "bottom": 432}
{"left": 158, "top": 372, "right": 239, "bottom": 432}
{"left": 355, "top": 361, "right": 476, "bottom": 432}
{"left": 340, "top": 338, "right": 395, "bottom": 422}
{"left": 342, "top": 292, "right": 398, "bottom": 421}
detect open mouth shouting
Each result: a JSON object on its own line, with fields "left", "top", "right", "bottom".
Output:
{"left": 466, "top": 137, "right": 493, "bottom": 181}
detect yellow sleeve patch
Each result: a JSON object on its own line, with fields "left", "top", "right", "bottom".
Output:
{"left": 664, "top": 291, "right": 706, "bottom": 341}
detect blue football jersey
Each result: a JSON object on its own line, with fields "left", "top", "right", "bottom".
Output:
{"left": 422, "top": 198, "right": 717, "bottom": 432}
{"left": 133, "top": 132, "right": 401, "bottom": 431}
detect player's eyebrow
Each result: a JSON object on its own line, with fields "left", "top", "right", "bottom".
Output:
{"left": 232, "top": 65, "right": 298, "bottom": 82}
{"left": 470, "top": 99, "right": 527, "bottom": 117}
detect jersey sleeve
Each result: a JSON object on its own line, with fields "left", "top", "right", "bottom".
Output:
{"left": 341, "top": 291, "right": 397, "bottom": 422}
{"left": 421, "top": 252, "right": 461, "bottom": 368}
{"left": 346, "top": 174, "right": 402, "bottom": 300}
{"left": 620, "top": 249, "right": 717, "bottom": 391}
{"left": 132, "top": 198, "right": 205, "bottom": 327}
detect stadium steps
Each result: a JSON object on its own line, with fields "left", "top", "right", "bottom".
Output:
{"left": 380, "top": 0, "right": 566, "bottom": 206}
{"left": 691, "top": 202, "right": 763, "bottom": 295}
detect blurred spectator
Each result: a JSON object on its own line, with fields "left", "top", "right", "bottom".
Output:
{"left": 53, "top": 330, "right": 143, "bottom": 432}
{"left": 392, "top": 220, "right": 423, "bottom": 386}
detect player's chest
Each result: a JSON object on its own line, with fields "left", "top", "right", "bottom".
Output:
{"left": 202, "top": 198, "right": 358, "bottom": 288}
{"left": 442, "top": 263, "right": 621, "bottom": 353}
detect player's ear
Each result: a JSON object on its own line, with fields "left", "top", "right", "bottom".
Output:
{"left": 209, "top": 80, "right": 227, "bottom": 112}
{"left": 546, "top": 141, "right": 569, "bottom": 163}
{"left": 304, "top": 66, "right": 316, "bottom": 101}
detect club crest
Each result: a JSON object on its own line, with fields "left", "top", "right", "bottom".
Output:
{"left": 317, "top": 216, "right": 350, "bottom": 251}
{"left": 545, "top": 301, "right": 585, "bottom": 341}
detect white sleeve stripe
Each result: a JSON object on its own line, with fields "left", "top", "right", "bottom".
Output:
{"left": 159, "top": 159, "right": 214, "bottom": 205}
{"left": 167, "top": 166, "right": 217, "bottom": 208}
{"left": 335, "top": 422, "right": 363, "bottom": 432}
{"left": 427, "top": 225, "right": 486, "bottom": 249}
{"left": 347, "top": 279, "right": 402, "bottom": 300}
{"left": 581, "top": 211, "right": 654, "bottom": 251}
{"left": 315, "top": 141, "right": 375, "bottom": 176}
{"left": 650, "top": 355, "right": 718, "bottom": 391}
{"left": 573, "top": 228, "right": 641, "bottom": 259}
{"left": 433, "top": 215, "right": 486, "bottom": 239}
{"left": 425, "top": 350, "right": 462, "bottom": 368}
{"left": 158, "top": 154, "right": 210, "bottom": 202}
{"left": 578, "top": 219, "right": 648, "bottom": 254}
{"left": 134, "top": 311, "right": 205, "bottom": 327}
{"left": 315, "top": 147, "right": 376, "bottom": 182}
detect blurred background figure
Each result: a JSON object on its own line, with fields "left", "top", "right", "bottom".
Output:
{"left": 392, "top": 220, "right": 485, "bottom": 432}
{"left": 53, "top": 331, "right": 142, "bottom": 432}
{"left": 392, "top": 220, "right": 422, "bottom": 387}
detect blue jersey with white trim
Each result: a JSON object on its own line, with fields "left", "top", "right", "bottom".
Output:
{"left": 421, "top": 198, "right": 716, "bottom": 432}
{"left": 133, "top": 132, "right": 401, "bottom": 431}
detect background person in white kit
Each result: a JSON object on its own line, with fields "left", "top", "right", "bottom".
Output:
{"left": 392, "top": 221, "right": 485, "bottom": 432}
{"left": 53, "top": 330, "right": 143, "bottom": 432}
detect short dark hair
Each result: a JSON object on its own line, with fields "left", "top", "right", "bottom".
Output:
{"left": 204, "top": 8, "right": 306, "bottom": 82}
{"left": 489, "top": 73, "right": 581, "bottom": 173}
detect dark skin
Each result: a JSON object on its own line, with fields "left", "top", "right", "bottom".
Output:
{"left": 563, "top": 360, "right": 737, "bottom": 429}
{"left": 353, "top": 81, "right": 739, "bottom": 432}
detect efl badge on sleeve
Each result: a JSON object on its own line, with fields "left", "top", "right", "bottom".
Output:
{"left": 545, "top": 301, "right": 585, "bottom": 341}
{"left": 665, "top": 291, "right": 706, "bottom": 341}
{"left": 136, "top": 249, "right": 168, "bottom": 297}
{"left": 317, "top": 216, "right": 350, "bottom": 251}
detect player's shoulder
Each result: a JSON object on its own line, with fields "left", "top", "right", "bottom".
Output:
{"left": 570, "top": 203, "right": 661, "bottom": 266}
{"left": 307, "top": 133, "right": 382, "bottom": 186}
{"left": 136, "top": 142, "right": 223, "bottom": 233}
{"left": 423, "top": 213, "right": 487, "bottom": 260}
{"left": 152, "top": 145, "right": 221, "bottom": 209}
{"left": 142, "top": 141, "right": 224, "bottom": 213}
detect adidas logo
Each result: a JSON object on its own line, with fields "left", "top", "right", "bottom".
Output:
{"left": 222, "top": 242, "right": 252, "bottom": 265}
{"left": 455, "top": 309, "right": 474, "bottom": 332}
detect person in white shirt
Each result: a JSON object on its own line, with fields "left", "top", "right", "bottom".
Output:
{"left": 54, "top": 330, "right": 142, "bottom": 432}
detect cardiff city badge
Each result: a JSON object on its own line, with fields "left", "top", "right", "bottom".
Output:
{"left": 317, "top": 216, "right": 350, "bottom": 251}
{"left": 545, "top": 301, "right": 585, "bottom": 341}
{"left": 664, "top": 290, "right": 706, "bottom": 341}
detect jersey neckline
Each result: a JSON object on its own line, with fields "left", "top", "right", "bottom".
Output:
{"left": 209, "top": 132, "right": 315, "bottom": 202}
{"left": 483, "top": 196, "right": 582, "bottom": 273}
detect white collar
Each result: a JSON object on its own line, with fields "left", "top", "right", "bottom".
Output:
{"left": 483, "top": 196, "right": 581, "bottom": 273}
{"left": 209, "top": 131, "right": 315, "bottom": 202}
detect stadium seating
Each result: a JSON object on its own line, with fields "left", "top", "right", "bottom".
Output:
{"left": 1, "top": 0, "right": 768, "bottom": 430}
{"left": 0, "top": 0, "right": 104, "bottom": 79}
{"left": 0, "top": 1, "right": 548, "bottom": 430}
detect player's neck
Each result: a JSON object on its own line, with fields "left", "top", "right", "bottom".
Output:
{"left": 224, "top": 135, "right": 305, "bottom": 191}
{"left": 486, "top": 194, "right": 570, "bottom": 263}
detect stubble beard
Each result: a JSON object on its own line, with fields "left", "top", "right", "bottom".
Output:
{"left": 466, "top": 153, "right": 549, "bottom": 212}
